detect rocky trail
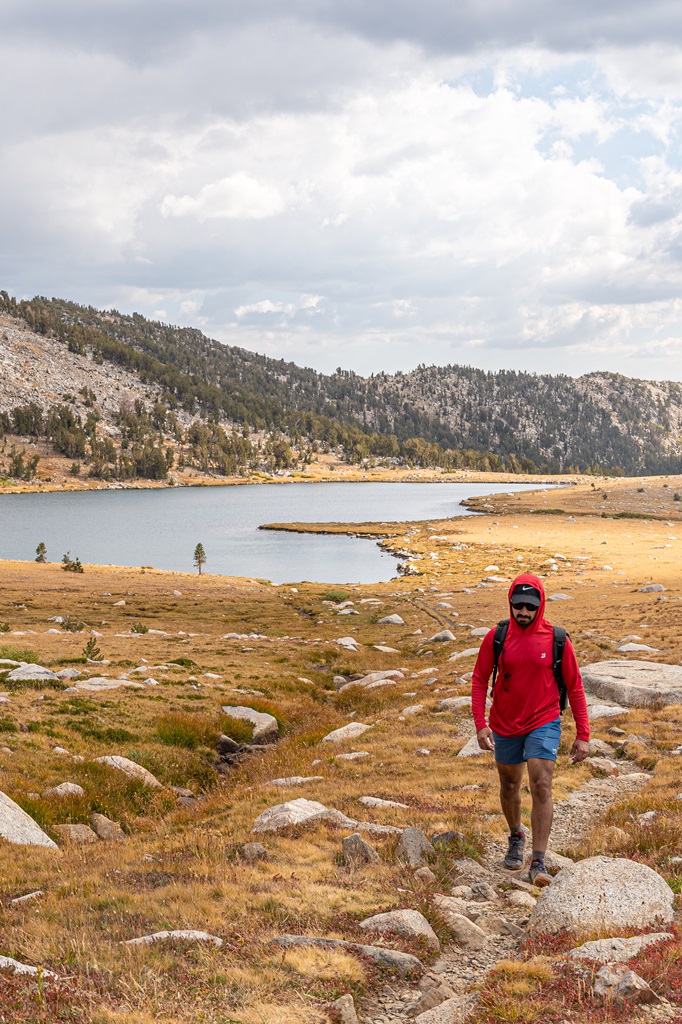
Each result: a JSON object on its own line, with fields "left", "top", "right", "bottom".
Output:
{"left": 356, "top": 764, "right": 668, "bottom": 1024}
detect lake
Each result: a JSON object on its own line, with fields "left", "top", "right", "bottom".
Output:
{"left": 0, "top": 481, "right": 546, "bottom": 584}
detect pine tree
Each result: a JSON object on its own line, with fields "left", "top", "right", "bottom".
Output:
{"left": 35, "top": 541, "right": 47, "bottom": 563}
{"left": 193, "top": 542, "right": 206, "bottom": 574}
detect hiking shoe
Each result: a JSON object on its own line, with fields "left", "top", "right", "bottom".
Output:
{"left": 503, "top": 829, "right": 526, "bottom": 870}
{"left": 529, "top": 858, "right": 553, "bottom": 887}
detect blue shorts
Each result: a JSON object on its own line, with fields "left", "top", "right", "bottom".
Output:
{"left": 492, "top": 718, "right": 561, "bottom": 764}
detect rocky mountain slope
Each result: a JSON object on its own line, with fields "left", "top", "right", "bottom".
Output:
{"left": 2, "top": 291, "right": 682, "bottom": 474}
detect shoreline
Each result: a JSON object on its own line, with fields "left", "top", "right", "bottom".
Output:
{"left": 0, "top": 460, "right": 583, "bottom": 496}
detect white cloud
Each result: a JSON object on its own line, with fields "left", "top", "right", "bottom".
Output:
{"left": 3, "top": 6, "right": 682, "bottom": 380}
{"left": 161, "top": 173, "right": 285, "bottom": 221}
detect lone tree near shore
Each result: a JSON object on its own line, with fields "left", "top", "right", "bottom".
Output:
{"left": 193, "top": 543, "right": 206, "bottom": 575}
{"left": 35, "top": 542, "right": 47, "bottom": 563}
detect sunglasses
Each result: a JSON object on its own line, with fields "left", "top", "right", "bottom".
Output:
{"left": 512, "top": 602, "right": 538, "bottom": 612}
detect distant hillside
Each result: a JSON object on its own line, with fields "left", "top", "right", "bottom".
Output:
{"left": 1, "top": 290, "right": 682, "bottom": 477}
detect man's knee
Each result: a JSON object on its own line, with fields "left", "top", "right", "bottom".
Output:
{"left": 528, "top": 762, "right": 554, "bottom": 802}
{"left": 498, "top": 767, "right": 523, "bottom": 796}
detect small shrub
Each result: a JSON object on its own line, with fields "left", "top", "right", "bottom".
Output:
{"left": 82, "top": 637, "right": 102, "bottom": 660}
{"left": 168, "top": 657, "right": 196, "bottom": 669}
{"left": 130, "top": 622, "right": 148, "bottom": 634}
{"left": 674, "top": 493, "right": 681, "bottom": 502}
{"left": 156, "top": 712, "right": 219, "bottom": 749}
{"left": 0, "top": 718, "right": 18, "bottom": 733}
{"left": 69, "top": 722, "right": 135, "bottom": 743}
{"left": 61, "top": 552, "right": 84, "bottom": 573}
{"left": 322, "top": 589, "right": 349, "bottom": 603}
{"left": 62, "top": 615, "right": 85, "bottom": 633}
{"left": 0, "top": 644, "right": 39, "bottom": 663}
{"left": 0, "top": 623, "right": 10, "bottom": 633}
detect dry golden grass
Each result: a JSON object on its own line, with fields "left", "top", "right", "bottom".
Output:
{"left": 0, "top": 484, "right": 681, "bottom": 1020}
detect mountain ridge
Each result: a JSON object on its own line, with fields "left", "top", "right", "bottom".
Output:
{"left": 1, "top": 290, "right": 681, "bottom": 476}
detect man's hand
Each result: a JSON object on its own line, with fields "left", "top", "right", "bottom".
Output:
{"left": 570, "top": 739, "right": 589, "bottom": 764}
{"left": 477, "top": 727, "right": 495, "bottom": 752}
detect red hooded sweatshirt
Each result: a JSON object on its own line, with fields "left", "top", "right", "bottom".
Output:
{"left": 471, "top": 573, "right": 590, "bottom": 741}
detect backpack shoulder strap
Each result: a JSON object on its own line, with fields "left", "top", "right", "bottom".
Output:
{"left": 552, "top": 626, "right": 568, "bottom": 711}
{"left": 490, "top": 619, "right": 509, "bottom": 696}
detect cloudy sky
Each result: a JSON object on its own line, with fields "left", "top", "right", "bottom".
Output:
{"left": 4, "top": 2, "right": 682, "bottom": 380}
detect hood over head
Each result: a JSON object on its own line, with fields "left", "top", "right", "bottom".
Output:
{"left": 507, "top": 573, "right": 546, "bottom": 633}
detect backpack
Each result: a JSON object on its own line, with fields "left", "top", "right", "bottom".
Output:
{"left": 489, "top": 619, "right": 568, "bottom": 713}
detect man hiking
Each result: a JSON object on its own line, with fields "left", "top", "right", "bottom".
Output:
{"left": 471, "top": 573, "right": 590, "bottom": 886}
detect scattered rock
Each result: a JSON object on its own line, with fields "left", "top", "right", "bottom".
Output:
{"left": 457, "top": 734, "right": 489, "bottom": 757}
{"left": 432, "top": 899, "right": 488, "bottom": 948}
{"left": 0, "top": 955, "right": 56, "bottom": 977}
{"left": 343, "top": 833, "right": 379, "bottom": 868}
{"left": 336, "top": 751, "right": 371, "bottom": 761}
{"left": 431, "top": 830, "right": 465, "bottom": 850}
{"left": 448, "top": 647, "right": 481, "bottom": 661}
{"left": 639, "top": 584, "right": 666, "bottom": 593}
{"left": 44, "top": 782, "right": 84, "bottom": 798}
{"left": 331, "top": 993, "right": 359, "bottom": 1024}
{"left": 378, "top": 614, "right": 405, "bottom": 625}
{"left": 90, "top": 813, "right": 125, "bottom": 841}
{"left": 359, "top": 909, "right": 440, "bottom": 951}
{"left": 395, "top": 827, "right": 434, "bottom": 867}
{"left": 10, "top": 889, "right": 44, "bottom": 904}
{"left": 93, "top": 756, "right": 162, "bottom": 788}
{"left": 7, "top": 664, "right": 58, "bottom": 682}
{"left": 401, "top": 705, "right": 424, "bottom": 716}
{"left": 593, "top": 962, "right": 659, "bottom": 1004}
{"left": 529, "top": 856, "right": 674, "bottom": 936}
{"left": 587, "top": 739, "right": 616, "bottom": 757}
{"left": 53, "top": 824, "right": 98, "bottom": 844}
{"left": 321, "top": 722, "right": 372, "bottom": 743}
{"left": 414, "top": 867, "right": 437, "bottom": 883}
{"left": 0, "top": 791, "right": 58, "bottom": 848}
{"left": 270, "top": 935, "right": 421, "bottom": 974}
{"left": 429, "top": 630, "right": 456, "bottom": 642}
{"left": 359, "top": 796, "right": 409, "bottom": 809}
{"left": 616, "top": 643, "right": 661, "bottom": 653}
{"left": 603, "top": 826, "right": 630, "bottom": 847}
{"left": 221, "top": 705, "right": 279, "bottom": 744}
{"left": 239, "top": 842, "right": 269, "bottom": 861}
{"left": 337, "top": 669, "right": 404, "bottom": 692}
{"left": 569, "top": 933, "right": 674, "bottom": 963}
{"left": 73, "top": 677, "right": 144, "bottom": 692}
{"left": 436, "top": 697, "right": 471, "bottom": 711}
{"left": 588, "top": 704, "right": 630, "bottom": 720}
{"left": 507, "top": 891, "right": 537, "bottom": 909}
{"left": 252, "top": 798, "right": 329, "bottom": 832}
{"left": 125, "top": 930, "right": 223, "bottom": 948}
{"left": 586, "top": 757, "right": 620, "bottom": 776}
{"left": 582, "top": 660, "right": 682, "bottom": 707}
{"left": 409, "top": 982, "right": 456, "bottom": 1017}
{"left": 56, "top": 668, "right": 81, "bottom": 680}
{"left": 268, "top": 776, "right": 324, "bottom": 787}
{"left": 547, "top": 593, "right": 573, "bottom": 601}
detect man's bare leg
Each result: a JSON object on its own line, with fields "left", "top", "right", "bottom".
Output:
{"left": 496, "top": 762, "right": 524, "bottom": 831}
{"left": 527, "top": 757, "right": 555, "bottom": 854}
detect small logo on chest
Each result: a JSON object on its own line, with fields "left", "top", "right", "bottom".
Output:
{"left": 540, "top": 653, "right": 546, "bottom": 659}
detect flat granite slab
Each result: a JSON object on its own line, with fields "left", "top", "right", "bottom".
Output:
{"left": 582, "top": 660, "right": 682, "bottom": 707}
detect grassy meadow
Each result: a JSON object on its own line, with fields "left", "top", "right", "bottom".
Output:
{"left": 0, "top": 477, "right": 681, "bottom": 1022}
